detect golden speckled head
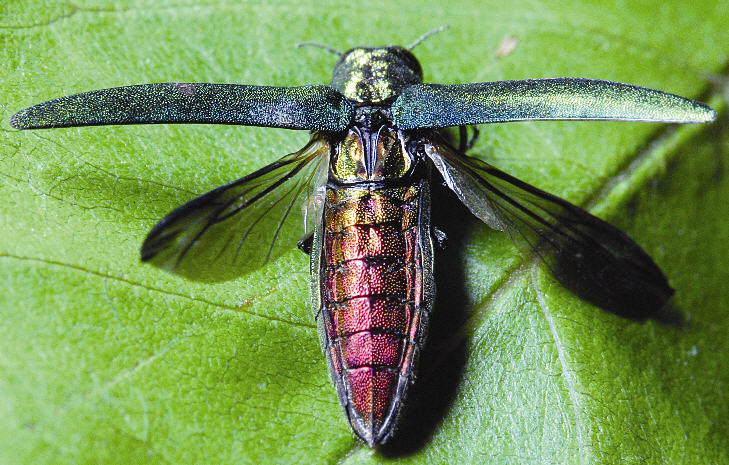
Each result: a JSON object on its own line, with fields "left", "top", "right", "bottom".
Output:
{"left": 330, "top": 46, "right": 423, "bottom": 103}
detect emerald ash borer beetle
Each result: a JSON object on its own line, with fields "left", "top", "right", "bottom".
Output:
{"left": 10, "top": 28, "right": 716, "bottom": 446}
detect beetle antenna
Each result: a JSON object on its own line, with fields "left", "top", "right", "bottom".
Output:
{"left": 296, "top": 42, "right": 343, "bottom": 57}
{"left": 408, "top": 25, "right": 450, "bottom": 50}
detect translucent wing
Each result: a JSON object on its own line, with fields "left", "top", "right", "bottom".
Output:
{"left": 425, "top": 136, "right": 673, "bottom": 319}
{"left": 10, "top": 83, "right": 353, "bottom": 131}
{"left": 141, "top": 137, "right": 329, "bottom": 282}
{"left": 393, "top": 78, "right": 715, "bottom": 129}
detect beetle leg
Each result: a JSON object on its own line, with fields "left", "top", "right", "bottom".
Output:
{"left": 457, "top": 125, "right": 480, "bottom": 152}
{"left": 466, "top": 125, "right": 479, "bottom": 151}
{"left": 457, "top": 126, "right": 468, "bottom": 152}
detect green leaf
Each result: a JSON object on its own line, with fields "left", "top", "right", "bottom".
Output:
{"left": 1, "top": 1, "right": 727, "bottom": 463}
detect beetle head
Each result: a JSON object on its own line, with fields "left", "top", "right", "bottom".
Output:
{"left": 330, "top": 46, "right": 423, "bottom": 104}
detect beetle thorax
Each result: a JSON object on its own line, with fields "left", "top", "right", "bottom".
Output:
{"left": 330, "top": 46, "right": 423, "bottom": 103}
{"left": 330, "top": 107, "right": 415, "bottom": 183}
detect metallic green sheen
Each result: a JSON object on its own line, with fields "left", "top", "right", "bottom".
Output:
{"left": 10, "top": 83, "right": 354, "bottom": 132}
{"left": 392, "top": 78, "right": 716, "bottom": 129}
{"left": 330, "top": 47, "right": 422, "bottom": 103}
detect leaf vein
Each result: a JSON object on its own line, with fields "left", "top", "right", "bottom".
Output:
{"left": 0, "top": 252, "right": 315, "bottom": 329}
{"left": 531, "top": 268, "right": 590, "bottom": 464}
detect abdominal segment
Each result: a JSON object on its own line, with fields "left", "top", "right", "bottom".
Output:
{"left": 315, "top": 181, "right": 432, "bottom": 444}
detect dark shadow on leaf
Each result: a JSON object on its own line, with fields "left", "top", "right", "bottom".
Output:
{"left": 547, "top": 237, "right": 685, "bottom": 326}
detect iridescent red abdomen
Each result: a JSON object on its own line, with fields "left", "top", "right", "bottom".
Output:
{"left": 309, "top": 125, "right": 434, "bottom": 445}
{"left": 315, "top": 183, "right": 432, "bottom": 444}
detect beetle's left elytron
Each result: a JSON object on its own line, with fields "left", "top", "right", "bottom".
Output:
{"left": 11, "top": 35, "right": 715, "bottom": 445}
